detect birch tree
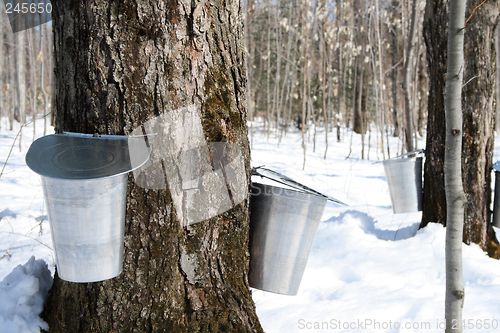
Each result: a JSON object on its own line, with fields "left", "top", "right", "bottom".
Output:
{"left": 443, "top": 0, "right": 465, "bottom": 330}
{"left": 401, "top": 0, "right": 417, "bottom": 154}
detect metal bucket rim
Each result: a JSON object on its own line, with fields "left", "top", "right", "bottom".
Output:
{"left": 251, "top": 181, "right": 328, "bottom": 201}
{"left": 36, "top": 168, "right": 132, "bottom": 181}
{"left": 251, "top": 167, "right": 347, "bottom": 206}
{"left": 382, "top": 156, "right": 422, "bottom": 166}
{"left": 26, "top": 134, "right": 151, "bottom": 180}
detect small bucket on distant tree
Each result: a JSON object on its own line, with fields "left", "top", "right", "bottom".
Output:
{"left": 381, "top": 151, "right": 423, "bottom": 214}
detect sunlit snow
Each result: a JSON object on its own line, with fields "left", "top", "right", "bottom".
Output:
{"left": 1, "top": 117, "right": 500, "bottom": 332}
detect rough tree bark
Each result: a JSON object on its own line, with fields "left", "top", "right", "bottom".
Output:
{"left": 421, "top": 0, "right": 448, "bottom": 228}
{"left": 0, "top": 6, "right": 3, "bottom": 127}
{"left": 461, "top": 0, "right": 500, "bottom": 257}
{"left": 421, "top": 0, "right": 500, "bottom": 258}
{"left": 496, "top": 24, "right": 500, "bottom": 134}
{"left": 0, "top": 7, "right": 3, "bottom": 120}
{"left": 41, "top": 1, "right": 263, "bottom": 332}
{"left": 444, "top": 0, "right": 465, "bottom": 330}
{"left": 390, "top": 0, "right": 400, "bottom": 138}
{"left": 352, "top": 0, "right": 366, "bottom": 138}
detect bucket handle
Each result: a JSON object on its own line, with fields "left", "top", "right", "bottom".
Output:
{"left": 62, "top": 132, "right": 158, "bottom": 139}
{"left": 372, "top": 149, "right": 425, "bottom": 164}
{"left": 251, "top": 167, "right": 348, "bottom": 206}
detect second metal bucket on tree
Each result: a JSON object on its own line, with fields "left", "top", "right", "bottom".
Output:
{"left": 26, "top": 133, "right": 150, "bottom": 283}
{"left": 248, "top": 168, "right": 347, "bottom": 295}
{"left": 382, "top": 155, "right": 423, "bottom": 214}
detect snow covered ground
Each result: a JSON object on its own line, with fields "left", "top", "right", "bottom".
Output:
{"left": 1, "top": 117, "right": 500, "bottom": 332}
{"left": 0, "top": 118, "right": 55, "bottom": 333}
{"left": 250, "top": 123, "right": 500, "bottom": 333}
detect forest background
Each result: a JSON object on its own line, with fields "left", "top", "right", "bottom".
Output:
{"left": 0, "top": 0, "right": 436, "bottom": 159}
{"left": 1, "top": 0, "right": 500, "bottom": 247}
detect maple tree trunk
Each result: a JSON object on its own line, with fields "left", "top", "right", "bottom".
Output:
{"left": 461, "top": 0, "right": 499, "bottom": 256}
{"left": 421, "top": 0, "right": 500, "bottom": 257}
{"left": 421, "top": 0, "right": 448, "bottom": 228}
{"left": 41, "top": 1, "right": 263, "bottom": 332}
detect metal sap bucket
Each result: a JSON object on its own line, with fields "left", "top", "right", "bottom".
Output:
{"left": 248, "top": 168, "right": 347, "bottom": 295}
{"left": 26, "top": 133, "right": 150, "bottom": 282}
{"left": 382, "top": 156, "right": 423, "bottom": 214}
{"left": 492, "top": 163, "right": 500, "bottom": 228}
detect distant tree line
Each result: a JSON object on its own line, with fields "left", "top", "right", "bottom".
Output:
{"left": 2, "top": 0, "right": 499, "bottom": 168}
{"left": 0, "top": 0, "right": 53, "bottom": 140}
{"left": 1, "top": 0, "right": 428, "bottom": 160}
{"left": 244, "top": 0, "right": 428, "bottom": 160}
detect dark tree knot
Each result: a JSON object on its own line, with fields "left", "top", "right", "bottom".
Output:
{"left": 452, "top": 290, "right": 464, "bottom": 300}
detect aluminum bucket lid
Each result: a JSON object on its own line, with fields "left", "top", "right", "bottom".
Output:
{"left": 25, "top": 133, "right": 151, "bottom": 283}
{"left": 25, "top": 133, "right": 151, "bottom": 179}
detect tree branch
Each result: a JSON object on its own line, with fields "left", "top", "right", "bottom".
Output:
{"left": 464, "top": 0, "right": 488, "bottom": 28}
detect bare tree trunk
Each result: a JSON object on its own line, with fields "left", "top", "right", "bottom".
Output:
{"left": 301, "top": 0, "right": 309, "bottom": 169}
{"left": 0, "top": 7, "right": 3, "bottom": 128}
{"left": 402, "top": 0, "right": 417, "bottom": 154}
{"left": 244, "top": 0, "right": 255, "bottom": 148}
{"left": 0, "top": 7, "right": 3, "bottom": 129}
{"left": 278, "top": 2, "right": 295, "bottom": 144}
{"left": 421, "top": 0, "right": 448, "bottom": 228}
{"left": 8, "top": 28, "right": 18, "bottom": 131}
{"left": 374, "top": 0, "right": 386, "bottom": 160}
{"left": 273, "top": 0, "right": 281, "bottom": 136}
{"left": 28, "top": 29, "right": 37, "bottom": 138}
{"left": 15, "top": 23, "right": 27, "bottom": 151}
{"left": 41, "top": 1, "right": 263, "bottom": 332}
{"left": 461, "top": 0, "right": 500, "bottom": 256}
{"left": 444, "top": 1, "right": 466, "bottom": 331}
{"left": 496, "top": 25, "right": 500, "bottom": 134}
{"left": 352, "top": 0, "right": 366, "bottom": 143}
{"left": 344, "top": 42, "right": 352, "bottom": 129}
{"left": 422, "top": 0, "right": 500, "bottom": 259}
{"left": 321, "top": 2, "right": 329, "bottom": 159}
{"left": 417, "top": 47, "right": 427, "bottom": 137}
{"left": 390, "top": 0, "right": 400, "bottom": 138}
{"left": 336, "top": 0, "right": 342, "bottom": 143}
{"left": 350, "top": 55, "right": 358, "bottom": 133}
{"left": 16, "top": 29, "right": 27, "bottom": 124}
{"left": 357, "top": 43, "right": 366, "bottom": 159}
{"left": 40, "top": 23, "right": 49, "bottom": 136}
{"left": 266, "top": 8, "right": 272, "bottom": 139}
